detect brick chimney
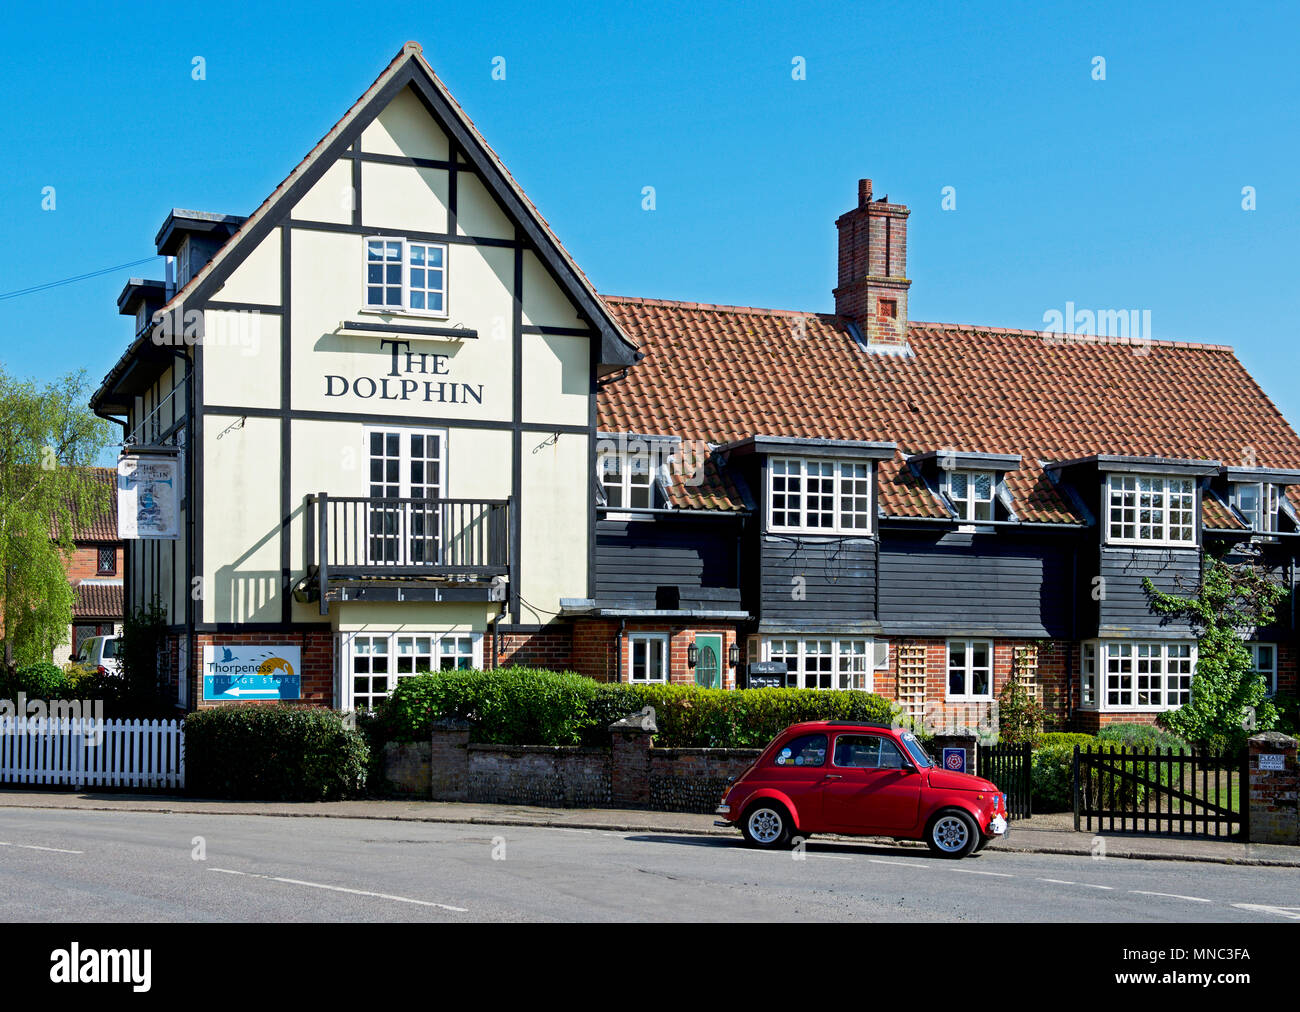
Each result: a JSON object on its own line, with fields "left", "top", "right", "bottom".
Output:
{"left": 834, "top": 178, "right": 912, "bottom": 350}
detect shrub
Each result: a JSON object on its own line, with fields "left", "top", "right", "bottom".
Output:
{"left": 0, "top": 661, "right": 72, "bottom": 700}
{"left": 376, "top": 667, "right": 906, "bottom": 749}
{"left": 1096, "top": 723, "right": 1189, "bottom": 754}
{"left": 1030, "top": 739, "right": 1152, "bottom": 813}
{"left": 996, "top": 678, "right": 1047, "bottom": 747}
{"left": 1274, "top": 692, "right": 1300, "bottom": 737}
{"left": 184, "top": 704, "right": 369, "bottom": 801}
{"left": 1036, "top": 732, "right": 1097, "bottom": 751}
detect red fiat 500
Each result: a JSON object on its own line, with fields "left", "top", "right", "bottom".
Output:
{"left": 715, "top": 721, "right": 1008, "bottom": 858}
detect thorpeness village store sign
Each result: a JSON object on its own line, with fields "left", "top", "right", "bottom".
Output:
{"left": 324, "top": 338, "right": 485, "bottom": 405}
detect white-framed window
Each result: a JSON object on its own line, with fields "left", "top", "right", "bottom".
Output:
{"left": 363, "top": 237, "right": 448, "bottom": 317}
{"left": 947, "top": 639, "right": 993, "bottom": 701}
{"left": 1080, "top": 641, "right": 1098, "bottom": 708}
{"left": 599, "top": 449, "right": 654, "bottom": 509}
{"left": 768, "top": 457, "right": 872, "bottom": 535}
{"left": 1235, "top": 483, "right": 1281, "bottom": 533}
{"left": 945, "top": 471, "right": 995, "bottom": 522}
{"left": 365, "top": 426, "right": 445, "bottom": 565}
{"left": 628, "top": 633, "right": 669, "bottom": 683}
{"left": 1106, "top": 474, "right": 1197, "bottom": 546}
{"left": 1248, "top": 642, "right": 1278, "bottom": 696}
{"left": 1090, "top": 640, "right": 1196, "bottom": 711}
{"left": 758, "top": 637, "right": 880, "bottom": 691}
{"left": 346, "top": 630, "right": 482, "bottom": 710}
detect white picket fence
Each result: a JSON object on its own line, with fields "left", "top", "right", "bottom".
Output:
{"left": 0, "top": 717, "right": 184, "bottom": 790}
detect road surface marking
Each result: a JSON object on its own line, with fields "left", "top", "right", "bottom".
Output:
{"left": 1231, "top": 903, "right": 1300, "bottom": 920}
{"left": 0, "top": 842, "right": 83, "bottom": 854}
{"left": 208, "top": 868, "right": 467, "bottom": 912}
{"left": 867, "top": 858, "right": 926, "bottom": 868}
{"left": 1037, "top": 878, "right": 1113, "bottom": 890}
{"left": 951, "top": 868, "right": 1014, "bottom": 877}
{"left": 1129, "top": 890, "right": 1210, "bottom": 903}
{"left": 529, "top": 826, "right": 593, "bottom": 834}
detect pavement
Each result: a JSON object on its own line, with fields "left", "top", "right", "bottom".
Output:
{"left": 1, "top": 788, "right": 1296, "bottom": 867}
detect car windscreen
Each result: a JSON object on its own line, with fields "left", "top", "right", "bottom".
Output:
{"left": 899, "top": 732, "right": 934, "bottom": 768}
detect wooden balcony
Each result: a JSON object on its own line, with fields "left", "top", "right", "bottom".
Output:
{"left": 302, "top": 494, "right": 510, "bottom": 613}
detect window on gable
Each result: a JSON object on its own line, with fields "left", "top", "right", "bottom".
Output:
{"left": 768, "top": 457, "right": 872, "bottom": 534}
{"left": 599, "top": 448, "right": 654, "bottom": 509}
{"left": 364, "top": 237, "right": 448, "bottom": 317}
{"left": 945, "top": 470, "right": 995, "bottom": 522}
{"left": 1106, "top": 474, "right": 1196, "bottom": 545}
{"left": 1235, "top": 482, "right": 1281, "bottom": 533}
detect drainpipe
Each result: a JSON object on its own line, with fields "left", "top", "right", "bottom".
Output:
{"left": 171, "top": 349, "right": 195, "bottom": 712}
{"left": 490, "top": 601, "right": 506, "bottom": 669}
{"left": 616, "top": 618, "right": 626, "bottom": 684}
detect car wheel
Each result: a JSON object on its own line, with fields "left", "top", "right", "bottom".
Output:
{"left": 741, "top": 801, "right": 793, "bottom": 849}
{"left": 926, "top": 810, "right": 978, "bottom": 859}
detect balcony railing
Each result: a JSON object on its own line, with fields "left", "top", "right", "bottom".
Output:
{"left": 303, "top": 494, "right": 510, "bottom": 613}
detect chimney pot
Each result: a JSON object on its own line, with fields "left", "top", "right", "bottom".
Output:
{"left": 858, "top": 178, "right": 873, "bottom": 207}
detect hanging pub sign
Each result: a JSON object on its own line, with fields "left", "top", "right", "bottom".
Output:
{"left": 117, "top": 454, "right": 180, "bottom": 540}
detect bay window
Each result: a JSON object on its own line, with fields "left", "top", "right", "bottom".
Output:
{"left": 758, "top": 637, "right": 881, "bottom": 691}
{"left": 1106, "top": 474, "right": 1196, "bottom": 545}
{"left": 1082, "top": 640, "right": 1196, "bottom": 712}
{"left": 769, "top": 457, "right": 872, "bottom": 534}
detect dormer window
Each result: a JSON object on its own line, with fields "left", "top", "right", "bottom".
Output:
{"left": 768, "top": 457, "right": 872, "bottom": 535}
{"left": 1235, "top": 482, "right": 1281, "bottom": 533}
{"left": 600, "top": 450, "right": 654, "bottom": 509}
{"left": 945, "top": 471, "right": 995, "bottom": 522}
{"left": 1106, "top": 474, "right": 1196, "bottom": 546}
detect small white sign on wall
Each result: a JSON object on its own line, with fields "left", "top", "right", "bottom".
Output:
{"left": 1257, "top": 753, "right": 1285, "bottom": 771}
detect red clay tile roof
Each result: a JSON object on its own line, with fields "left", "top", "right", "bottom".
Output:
{"left": 597, "top": 297, "right": 1300, "bottom": 523}
{"left": 72, "top": 581, "right": 123, "bottom": 620}
{"left": 52, "top": 467, "right": 118, "bottom": 542}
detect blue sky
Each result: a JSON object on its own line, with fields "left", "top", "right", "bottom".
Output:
{"left": 3, "top": 0, "right": 1298, "bottom": 428}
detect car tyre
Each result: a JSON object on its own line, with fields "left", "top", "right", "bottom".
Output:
{"left": 974, "top": 834, "right": 994, "bottom": 853}
{"left": 925, "top": 809, "right": 979, "bottom": 859}
{"left": 741, "top": 801, "right": 793, "bottom": 849}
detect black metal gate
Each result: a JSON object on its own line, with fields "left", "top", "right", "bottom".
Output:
{"left": 977, "top": 744, "right": 1032, "bottom": 820}
{"left": 1073, "top": 745, "right": 1248, "bottom": 838}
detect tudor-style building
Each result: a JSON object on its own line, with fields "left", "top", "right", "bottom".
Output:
{"left": 92, "top": 43, "right": 1300, "bottom": 728}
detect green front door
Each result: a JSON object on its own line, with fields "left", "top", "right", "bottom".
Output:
{"left": 695, "top": 635, "right": 722, "bottom": 689}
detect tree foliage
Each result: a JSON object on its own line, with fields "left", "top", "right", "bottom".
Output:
{"left": 0, "top": 368, "right": 111, "bottom": 669}
{"left": 1142, "top": 548, "right": 1289, "bottom": 750}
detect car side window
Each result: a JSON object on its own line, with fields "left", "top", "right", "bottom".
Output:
{"left": 771, "top": 733, "right": 827, "bottom": 769}
{"left": 834, "top": 734, "right": 907, "bottom": 770}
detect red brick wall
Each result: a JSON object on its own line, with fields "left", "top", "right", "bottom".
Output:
{"left": 495, "top": 626, "right": 574, "bottom": 671}
{"left": 65, "top": 543, "right": 123, "bottom": 582}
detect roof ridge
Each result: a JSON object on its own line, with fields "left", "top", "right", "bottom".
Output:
{"left": 601, "top": 294, "right": 833, "bottom": 320}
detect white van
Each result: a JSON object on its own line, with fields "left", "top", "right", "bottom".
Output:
{"left": 76, "top": 635, "right": 122, "bottom": 676}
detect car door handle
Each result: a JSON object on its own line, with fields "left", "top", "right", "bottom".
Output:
{"left": 823, "top": 774, "right": 843, "bottom": 780}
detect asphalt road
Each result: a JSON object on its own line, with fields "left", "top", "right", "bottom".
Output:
{"left": 0, "top": 807, "right": 1297, "bottom": 922}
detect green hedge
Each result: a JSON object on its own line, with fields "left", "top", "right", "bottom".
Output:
{"left": 184, "top": 704, "right": 369, "bottom": 801}
{"left": 1036, "top": 732, "right": 1097, "bottom": 750}
{"left": 0, "top": 662, "right": 71, "bottom": 700}
{"left": 375, "top": 667, "right": 906, "bottom": 749}
{"left": 1030, "top": 738, "right": 1165, "bottom": 813}
{"left": 1095, "top": 722, "right": 1189, "bottom": 754}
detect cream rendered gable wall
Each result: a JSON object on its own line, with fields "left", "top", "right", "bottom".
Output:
{"left": 195, "top": 79, "right": 598, "bottom": 630}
